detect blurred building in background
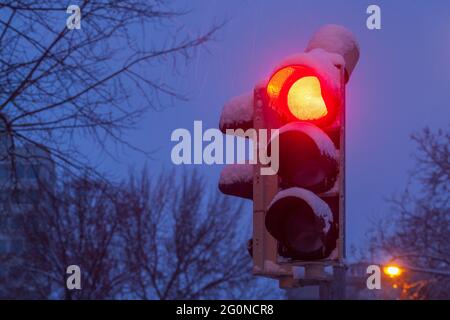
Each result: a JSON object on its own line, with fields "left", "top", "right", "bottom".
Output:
{"left": 0, "top": 120, "right": 55, "bottom": 298}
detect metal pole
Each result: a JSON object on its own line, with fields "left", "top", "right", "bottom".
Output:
{"left": 333, "top": 265, "right": 347, "bottom": 300}
{"left": 319, "top": 282, "right": 331, "bottom": 300}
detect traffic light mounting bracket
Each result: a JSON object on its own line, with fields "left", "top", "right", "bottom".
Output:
{"left": 252, "top": 84, "right": 292, "bottom": 279}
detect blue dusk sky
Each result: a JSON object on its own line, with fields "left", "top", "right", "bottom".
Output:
{"left": 89, "top": 0, "right": 450, "bottom": 255}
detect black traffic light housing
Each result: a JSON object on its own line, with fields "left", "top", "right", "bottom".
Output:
{"left": 218, "top": 25, "right": 359, "bottom": 284}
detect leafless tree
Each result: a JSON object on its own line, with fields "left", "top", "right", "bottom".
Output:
{"left": 368, "top": 127, "right": 450, "bottom": 299}
{"left": 1, "top": 169, "right": 276, "bottom": 299}
{"left": 3, "top": 175, "right": 129, "bottom": 299}
{"left": 0, "top": 0, "right": 219, "bottom": 179}
{"left": 121, "top": 169, "right": 273, "bottom": 300}
{"left": 0, "top": 1, "right": 270, "bottom": 300}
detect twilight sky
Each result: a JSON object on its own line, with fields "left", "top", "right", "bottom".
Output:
{"left": 91, "top": 0, "right": 450, "bottom": 256}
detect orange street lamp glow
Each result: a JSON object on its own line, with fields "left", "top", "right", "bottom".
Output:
{"left": 384, "top": 265, "right": 403, "bottom": 278}
{"left": 287, "top": 76, "right": 328, "bottom": 121}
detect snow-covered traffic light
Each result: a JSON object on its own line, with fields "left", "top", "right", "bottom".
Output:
{"left": 218, "top": 25, "right": 359, "bottom": 281}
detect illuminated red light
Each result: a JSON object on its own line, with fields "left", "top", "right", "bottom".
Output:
{"left": 267, "top": 66, "right": 295, "bottom": 101}
{"left": 266, "top": 65, "right": 337, "bottom": 126}
{"left": 287, "top": 76, "right": 327, "bottom": 121}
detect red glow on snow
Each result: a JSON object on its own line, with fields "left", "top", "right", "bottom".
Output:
{"left": 267, "top": 66, "right": 295, "bottom": 101}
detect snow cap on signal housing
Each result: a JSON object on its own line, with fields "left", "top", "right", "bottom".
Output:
{"left": 306, "top": 24, "right": 360, "bottom": 81}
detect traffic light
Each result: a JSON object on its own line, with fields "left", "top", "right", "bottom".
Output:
{"left": 218, "top": 25, "right": 359, "bottom": 281}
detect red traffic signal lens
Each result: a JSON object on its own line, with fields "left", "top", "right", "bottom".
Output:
{"left": 267, "top": 65, "right": 338, "bottom": 126}
{"left": 267, "top": 66, "right": 295, "bottom": 101}
{"left": 287, "top": 76, "right": 327, "bottom": 121}
{"left": 265, "top": 187, "right": 335, "bottom": 260}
